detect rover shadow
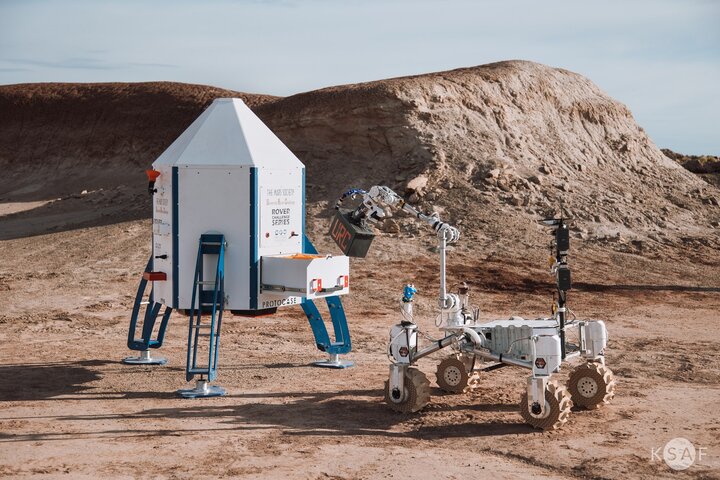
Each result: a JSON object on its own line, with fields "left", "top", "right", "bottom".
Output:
{"left": 263, "top": 362, "right": 312, "bottom": 369}
{"left": 17, "top": 388, "right": 535, "bottom": 442}
{"left": 162, "top": 391, "right": 534, "bottom": 438}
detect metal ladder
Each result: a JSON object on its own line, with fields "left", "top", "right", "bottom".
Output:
{"left": 177, "top": 233, "right": 226, "bottom": 398}
{"left": 123, "top": 256, "right": 173, "bottom": 365}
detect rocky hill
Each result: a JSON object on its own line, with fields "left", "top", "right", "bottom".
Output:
{"left": 255, "top": 61, "right": 719, "bottom": 254}
{"left": 662, "top": 148, "right": 720, "bottom": 188}
{"left": 1, "top": 62, "right": 718, "bottom": 259}
{"left": 0, "top": 82, "right": 275, "bottom": 236}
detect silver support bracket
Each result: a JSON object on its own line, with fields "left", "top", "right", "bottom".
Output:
{"left": 313, "top": 353, "right": 354, "bottom": 369}
{"left": 526, "top": 376, "right": 549, "bottom": 416}
{"left": 388, "top": 364, "right": 407, "bottom": 404}
{"left": 122, "top": 349, "right": 167, "bottom": 365}
{"left": 176, "top": 379, "right": 226, "bottom": 399}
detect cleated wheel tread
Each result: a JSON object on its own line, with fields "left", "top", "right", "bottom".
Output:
{"left": 384, "top": 367, "right": 430, "bottom": 413}
{"left": 435, "top": 354, "right": 478, "bottom": 394}
{"left": 567, "top": 362, "right": 616, "bottom": 409}
{"left": 520, "top": 380, "right": 573, "bottom": 431}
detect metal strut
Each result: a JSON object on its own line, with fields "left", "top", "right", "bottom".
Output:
{"left": 302, "top": 235, "right": 353, "bottom": 368}
{"left": 123, "top": 256, "right": 172, "bottom": 365}
{"left": 177, "top": 233, "right": 227, "bottom": 398}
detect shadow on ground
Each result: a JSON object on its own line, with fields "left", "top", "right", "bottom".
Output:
{"left": 0, "top": 360, "right": 181, "bottom": 402}
{"left": 0, "top": 360, "right": 108, "bottom": 401}
{"left": 0, "top": 385, "right": 535, "bottom": 442}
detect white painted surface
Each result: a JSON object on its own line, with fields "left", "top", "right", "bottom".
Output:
{"left": 148, "top": 97, "right": 347, "bottom": 310}
{"left": 153, "top": 98, "right": 303, "bottom": 169}
{"left": 151, "top": 165, "right": 174, "bottom": 306}
{"left": 177, "top": 166, "right": 252, "bottom": 310}
{"left": 261, "top": 254, "right": 349, "bottom": 300}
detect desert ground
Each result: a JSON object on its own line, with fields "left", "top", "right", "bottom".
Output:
{"left": 1, "top": 217, "right": 718, "bottom": 479}
{"left": 1, "top": 61, "right": 719, "bottom": 478}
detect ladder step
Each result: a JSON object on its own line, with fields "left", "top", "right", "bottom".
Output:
{"left": 140, "top": 301, "right": 150, "bottom": 305}
{"left": 186, "top": 233, "right": 225, "bottom": 382}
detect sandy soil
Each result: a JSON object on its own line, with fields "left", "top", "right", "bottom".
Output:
{"left": 1, "top": 64, "right": 719, "bottom": 478}
{"left": 1, "top": 219, "right": 719, "bottom": 480}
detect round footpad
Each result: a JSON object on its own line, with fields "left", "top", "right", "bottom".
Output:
{"left": 313, "top": 354, "right": 354, "bottom": 369}
{"left": 122, "top": 350, "right": 167, "bottom": 365}
{"left": 177, "top": 381, "right": 226, "bottom": 399}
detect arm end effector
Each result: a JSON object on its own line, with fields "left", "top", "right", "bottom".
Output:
{"left": 329, "top": 185, "right": 460, "bottom": 257}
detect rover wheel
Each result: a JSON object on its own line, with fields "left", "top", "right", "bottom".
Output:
{"left": 567, "top": 362, "right": 616, "bottom": 409}
{"left": 435, "top": 354, "right": 479, "bottom": 393}
{"left": 520, "top": 380, "right": 573, "bottom": 431}
{"left": 384, "top": 367, "right": 431, "bottom": 413}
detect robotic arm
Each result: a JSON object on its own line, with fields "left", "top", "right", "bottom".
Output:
{"left": 337, "top": 186, "right": 460, "bottom": 243}
{"left": 335, "top": 185, "right": 461, "bottom": 312}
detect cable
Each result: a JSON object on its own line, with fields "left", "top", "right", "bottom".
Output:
{"left": 386, "top": 328, "right": 406, "bottom": 362}
{"left": 334, "top": 188, "right": 367, "bottom": 210}
{"left": 399, "top": 299, "right": 414, "bottom": 323}
{"left": 503, "top": 336, "right": 533, "bottom": 355}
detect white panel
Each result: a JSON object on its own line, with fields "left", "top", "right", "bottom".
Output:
{"left": 177, "top": 166, "right": 251, "bottom": 310}
{"left": 256, "top": 168, "right": 303, "bottom": 309}
{"left": 153, "top": 98, "right": 304, "bottom": 169}
{"left": 151, "top": 165, "right": 174, "bottom": 306}
{"left": 175, "top": 101, "right": 254, "bottom": 167}
{"left": 258, "top": 169, "right": 303, "bottom": 251}
{"left": 154, "top": 106, "right": 214, "bottom": 167}
{"left": 261, "top": 254, "right": 349, "bottom": 300}
{"left": 234, "top": 100, "right": 304, "bottom": 170}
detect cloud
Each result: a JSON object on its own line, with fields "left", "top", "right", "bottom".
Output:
{"left": 2, "top": 57, "right": 178, "bottom": 71}
{"left": 0, "top": 0, "right": 717, "bottom": 153}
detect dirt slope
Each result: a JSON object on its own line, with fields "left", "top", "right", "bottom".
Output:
{"left": 1, "top": 62, "right": 718, "bottom": 251}
{"left": 2, "top": 63, "right": 720, "bottom": 479}
{"left": 256, "top": 61, "right": 719, "bottom": 254}
{"left": 0, "top": 82, "right": 276, "bottom": 237}
{"left": 663, "top": 148, "right": 720, "bottom": 188}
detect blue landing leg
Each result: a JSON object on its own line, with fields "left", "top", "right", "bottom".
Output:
{"left": 123, "top": 256, "right": 173, "bottom": 365}
{"left": 303, "top": 235, "right": 354, "bottom": 369}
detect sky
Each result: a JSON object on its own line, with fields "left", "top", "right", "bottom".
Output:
{"left": 0, "top": 0, "right": 718, "bottom": 155}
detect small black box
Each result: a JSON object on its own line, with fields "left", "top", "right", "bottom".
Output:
{"left": 557, "top": 266, "right": 572, "bottom": 291}
{"left": 329, "top": 209, "right": 375, "bottom": 257}
{"left": 556, "top": 224, "right": 570, "bottom": 252}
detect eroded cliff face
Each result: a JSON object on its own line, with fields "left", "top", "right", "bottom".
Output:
{"left": 257, "top": 61, "right": 717, "bottom": 248}
{"left": 0, "top": 82, "right": 274, "bottom": 196}
{"left": 1, "top": 61, "right": 718, "bottom": 250}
